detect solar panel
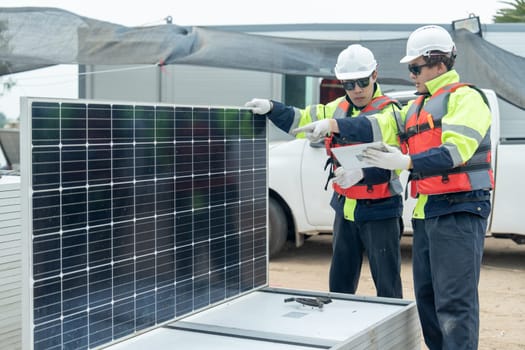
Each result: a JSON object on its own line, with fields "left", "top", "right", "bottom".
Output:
{"left": 20, "top": 98, "right": 268, "bottom": 349}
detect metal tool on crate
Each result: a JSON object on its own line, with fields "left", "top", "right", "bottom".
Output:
{"left": 284, "top": 296, "right": 333, "bottom": 309}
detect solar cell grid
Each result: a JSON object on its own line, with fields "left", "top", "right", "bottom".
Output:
{"left": 22, "top": 99, "right": 268, "bottom": 350}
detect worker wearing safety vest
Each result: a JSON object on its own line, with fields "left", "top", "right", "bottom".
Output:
{"left": 245, "top": 44, "right": 403, "bottom": 298}
{"left": 294, "top": 25, "right": 493, "bottom": 350}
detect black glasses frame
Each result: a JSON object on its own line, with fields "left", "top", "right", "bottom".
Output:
{"left": 340, "top": 75, "right": 372, "bottom": 91}
{"left": 408, "top": 63, "right": 432, "bottom": 75}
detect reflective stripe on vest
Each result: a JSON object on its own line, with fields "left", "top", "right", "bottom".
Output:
{"left": 326, "top": 96, "right": 403, "bottom": 199}
{"left": 332, "top": 99, "right": 349, "bottom": 119}
{"left": 404, "top": 83, "right": 494, "bottom": 197}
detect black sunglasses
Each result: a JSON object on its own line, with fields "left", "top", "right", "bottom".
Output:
{"left": 341, "top": 75, "right": 371, "bottom": 90}
{"left": 408, "top": 63, "right": 431, "bottom": 75}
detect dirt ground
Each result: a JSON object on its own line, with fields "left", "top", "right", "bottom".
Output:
{"left": 269, "top": 235, "right": 525, "bottom": 350}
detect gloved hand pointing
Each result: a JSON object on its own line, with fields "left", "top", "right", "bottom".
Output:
{"left": 333, "top": 167, "right": 364, "bottom": 189}
{"left": 245, "top": 98, "right": 273, "bottom": 115}
{"left": 291, "top": 120, "right": 333, "bottom": 143}
{"left": 361, "top": 144, "right": 412, "bottom": 170}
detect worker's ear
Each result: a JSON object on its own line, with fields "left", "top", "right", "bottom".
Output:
{"left": 437, "top": 62, "right": 448, "bottom": 74}
{"left": 371, "top": 70, "right": 378, "bottom": 82}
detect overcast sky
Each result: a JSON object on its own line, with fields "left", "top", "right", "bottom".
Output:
{"left": 1, "top": 0, "right": 504, "bottom": 26}
{"left": 0, "top": 0, "right": 507, "bottom": 119}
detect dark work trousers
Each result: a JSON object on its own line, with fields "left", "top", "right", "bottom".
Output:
{"left": 328, "top": 196, "right": 403, "bottom": 298}
{"left": 412, "top": 213, "right": 486, "bottom": 350}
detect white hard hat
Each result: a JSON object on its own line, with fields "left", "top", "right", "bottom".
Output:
{"left": 334, "top": 44, "right": 377, "bottom": 80}
{"left": 400, "top": 25, "right": 456, "bottom": 63}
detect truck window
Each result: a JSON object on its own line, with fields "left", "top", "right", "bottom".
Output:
{"left": 0, "top": 142, "right": 8, "bottom": 170}
{"left": 284, "top": 75, "right": 307, "bottom": 107}
{"left": 0, "top": 129, "right": 20, "bottom": 170}
{"left": 320, "top": 78, "right": 345, "bottom": 104}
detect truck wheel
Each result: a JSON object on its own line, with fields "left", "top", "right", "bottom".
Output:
{"left": 269, "top": 197, "right": 288, "bottom": 258}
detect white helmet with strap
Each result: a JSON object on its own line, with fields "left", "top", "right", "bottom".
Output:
{"left": 400, "top": 25, "right": 456, "bottom": 63}
{"left": 334, "top": 44, "right": 377, "bottom": 80}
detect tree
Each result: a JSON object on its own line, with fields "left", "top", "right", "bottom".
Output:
{"left": 0, "top": 77, "right": 15, "bottom": 124}
{"left": 493, "top": 0, "right": 525, "bottom": 22}
{"left": 0, "top": 77, "right": 15, "bottom": 97}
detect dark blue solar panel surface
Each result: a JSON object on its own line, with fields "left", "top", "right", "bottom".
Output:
{"left": 28, "top": 100, "right": 267, "bottom": 350}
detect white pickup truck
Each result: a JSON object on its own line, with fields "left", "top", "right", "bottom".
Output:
{"left": 268, "top": 89, "right": 525, "bottom": 257}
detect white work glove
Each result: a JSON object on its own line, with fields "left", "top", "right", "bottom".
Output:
{"left": 361, "top": 144, "right": 412, "bottom": 170}
{"left": 244, "top": 98, "right": 273, "bottom": 115}
{"left": 291, "top": 120, "right": 332, "bottom": 143}
{"left": 333, "top": 167, "right": 364, "bottom": 189}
